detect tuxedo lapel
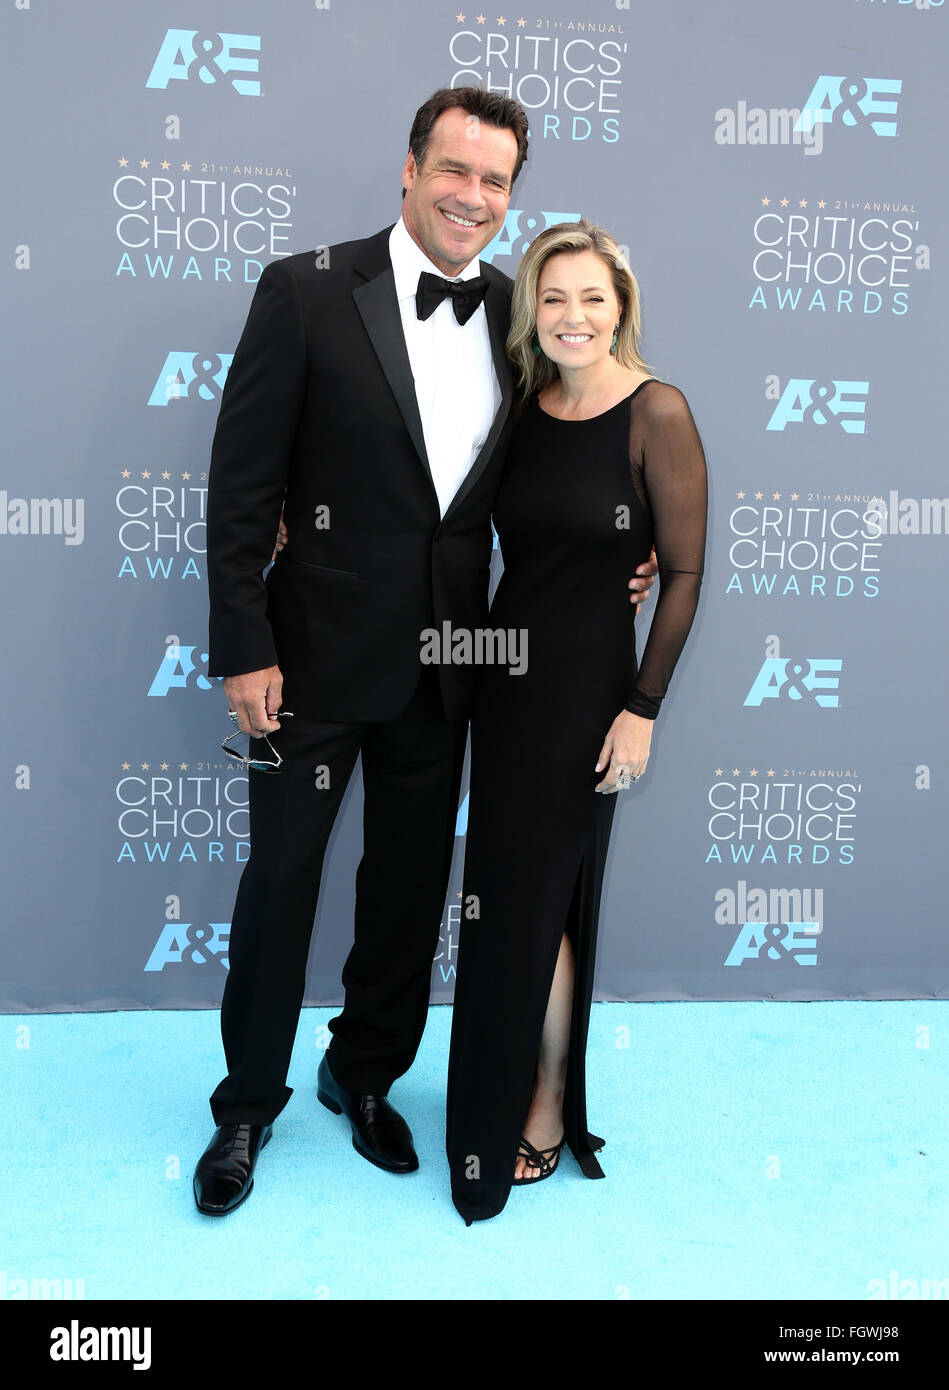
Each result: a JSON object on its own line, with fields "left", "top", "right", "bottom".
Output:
{"left": 351, "top": 224, "right": 514, "bottom": 520}
{"left": 352, "top": 225, "right": 435, "bottom": 497}
{"left": 442, "top": 269, "right": 513, "bottom": 522}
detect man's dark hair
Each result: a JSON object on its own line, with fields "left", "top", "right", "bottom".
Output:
{"left": 402, "top": 86, "right": 529, "bottom": 197}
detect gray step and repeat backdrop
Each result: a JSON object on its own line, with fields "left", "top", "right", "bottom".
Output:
{"left": 2, "top": 1, "right": 946, "bottom": 1011}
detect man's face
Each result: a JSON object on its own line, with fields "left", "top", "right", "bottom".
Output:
{"left": 400, "top": 107, "right": 519, "bottom": 275}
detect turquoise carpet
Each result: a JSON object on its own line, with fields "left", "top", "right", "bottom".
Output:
{"left": 1, "top": 1001, "right": 946, "bottom": 1300}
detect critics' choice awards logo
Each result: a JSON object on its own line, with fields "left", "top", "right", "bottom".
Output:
{"left": 704, "top": 766, "right": 860, "bottom": 866}
{"left": 117, "top": 484, "right": 207, "bottom": 582}
{"left": 747, "top": 199, "right": 925, "bottom": 316}
{"left": 146, "top": 30, "right": 261, "bottom": 96}
{"left": 715, "top": 880, "right": 822, "bottom": 968}
{"left": 149, "top": 352, "right": 232, "bottom": 405}
{"left": 433, "top": 895, "right": 465, "bottom": 986}
{"left": 725, "top": 492, "right": 882, "bottom": 599}
{"left": 116, "top": 762, "right": 248, "bottom": 865}
{"left": 112, "top": 158, "right": 295, "bottom": 282}
{"left": 448, "top": 16, "right": 626, "bottom": 142}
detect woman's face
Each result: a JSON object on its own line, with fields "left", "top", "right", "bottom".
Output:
{"left": 534, "top": 250, "right": 621, "bottom": 371}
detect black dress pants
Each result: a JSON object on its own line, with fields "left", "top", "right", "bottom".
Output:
{"left": 208, "top": 662, "right": 469, "bottom": 1126}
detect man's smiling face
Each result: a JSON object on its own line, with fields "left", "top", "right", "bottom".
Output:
{"left": 400, "top": 107, "right": 519, "bottom": 276}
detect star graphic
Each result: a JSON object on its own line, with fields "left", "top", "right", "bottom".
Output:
{"left": 732, "top": 768, "right": 741, "bottom": 777}
{"left": 456, "top": 10, "right": 465, "bottom": 19}
{"left": 182, "top": 161, "right": 192, "bottom": 172}
{"left": 180, "top": 762, "right": 189, "bottom": 771}
{"left": 497, "top": 14, "right": 507, "bottom": 22}
{"left": 773, "top": 491, "right": 781, "bottom": 500}
{"left": 799, "top": 198, "right": 807, "bottom": 208}
{"left": 754, "top": 491, "right": 763, "bottom": 500}
{"left": 160, "top": 762, "right": 169, "bottom": 771}
{"left": 476, "top": 12, "right": 486, "bottom": 21}
{"left": 767, "top": 768, "right": 776, "bottom": 777}
{"left": 715, "top": 767, "right": 724, "bottom": 776}
{"left": 790, "top": 491, "right": 799, "bottom": 501}
{"left": 736, "top": 490, "right": 745, "bottom": 499}
{"left": 162, "top": 471, "right": 171, "bottom": 480}
{"left": 142, "top": 470, "right": 151, "bottom": 479}
{"left": 121, "top": 762, "right": 130, "bottom": 771}
{"left": 118, "top": 157, "right": 128, "bottom": 168}
{"left": 181, "top": 471, "right": 191, "bottom": 480}
{"left": 779, "top": 197, "right": 789, "bottom": 207}
{"left": 141, "top": 762, "right": 150, "bottom": 771}
{"left": 749, "top": 768, "right": 758, "bottom": 777}
{"left": 817, "top": 200, "right": 826, "bottom": 209}
{"left": 139, "top": 158, "right": 149, "bottom": 169}
{"left": 121, "top": 469, "right": 130, "bottom": 479}
{"left": 516, "top": 15, "right": 526, "bottom": 24}
{"left": 761, "top": 196, "right": 770, "bottom": 206}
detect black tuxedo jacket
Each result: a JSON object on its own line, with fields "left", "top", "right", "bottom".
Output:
{"left": 206, "top": 224, "right": 516, "bottom": 722}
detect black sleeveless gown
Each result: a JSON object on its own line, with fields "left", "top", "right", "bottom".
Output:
{"left": 445, "top": 376, "right": 708, "bottom": 1224}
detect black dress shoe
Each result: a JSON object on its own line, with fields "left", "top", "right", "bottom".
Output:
{"left": 316, "top": 1053, "right": 418, "bottom": 1173}
{"left": 193, "top": 1122, "right": 273, "bottom": 1215}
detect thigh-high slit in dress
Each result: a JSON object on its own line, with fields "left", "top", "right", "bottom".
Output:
{"left": 445, "top": 377, "right": 708, "bottom": 1224}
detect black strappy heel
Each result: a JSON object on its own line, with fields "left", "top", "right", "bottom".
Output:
{"left": 512, "top": 1133, "right": 566, "bottom": 1185}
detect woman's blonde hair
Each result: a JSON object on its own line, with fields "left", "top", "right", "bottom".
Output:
{"left": 507, "top": 219, "right": 652, "bottom": 399}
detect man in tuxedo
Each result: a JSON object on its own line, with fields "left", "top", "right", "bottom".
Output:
{"left": 194, "top": 86, "right": 657, "bottom": 1215}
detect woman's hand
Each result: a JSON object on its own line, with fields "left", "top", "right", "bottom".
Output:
{"left": 272, "top": 507, "right": 288, "bottom": 561}
{"left": 594, "top": 710, "right": 653, "bottom": 793}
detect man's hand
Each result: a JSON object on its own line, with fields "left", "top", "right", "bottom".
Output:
{"left": 628, "top": 545, "right": 659, "bottom": 614}
{"left": 222, "top": 666, "right": 284, "bottom": 736}
{"left": 272, "top": 506, "right": 288, "bottom": 561}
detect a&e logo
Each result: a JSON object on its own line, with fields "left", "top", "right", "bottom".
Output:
{"left": 744, "top": 658, "right": 842, "bottom": 708}
{"left": 766, "top": 379, "right": 869, "bottom": 433}
{"left": 148, "top": 352, "right": 233, "bottom": 406}
{"left": 147, "top": 641, "right": 220, "bottom": 696}
{"left": 145, "top": 922, "right": 230, "bottom": 971}
{"left": 724, "top": 921, "right": 820, "bottom": 967}
{"left": 146, "top": 30, "right": 261, "bottom": 96}
{"left": 481, "top": 210, "right": 582, "bottom": 267}
{"left": 795, "top": 76, "right": 901, "bottom": 138}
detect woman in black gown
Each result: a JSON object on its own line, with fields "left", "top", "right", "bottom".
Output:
{"left": 445, "top": 220, "right": 708, "bottom": 1225}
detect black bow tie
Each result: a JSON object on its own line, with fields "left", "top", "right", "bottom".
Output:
{"left": 416, "top": 271, "right": 489, "bottom": 326}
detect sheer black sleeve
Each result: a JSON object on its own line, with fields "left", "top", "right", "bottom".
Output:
{"left": 624, "top": 382, "right": 708, "bottom": 719}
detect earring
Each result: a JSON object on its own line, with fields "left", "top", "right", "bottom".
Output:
{"left": 531, "top": 331, "right": 541, "bottom": 357}
{"left": 610, "top": 323, "right": 620, "bottom": 356}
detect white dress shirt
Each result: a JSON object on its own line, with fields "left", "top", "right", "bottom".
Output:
{"left": 388, "top": 215, "right": 501, "bottom": 519}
